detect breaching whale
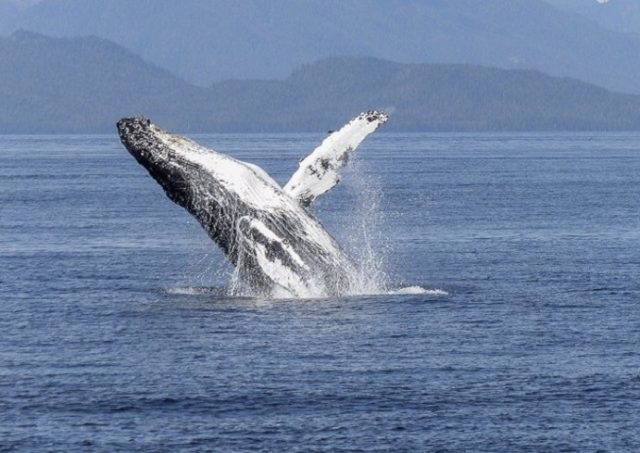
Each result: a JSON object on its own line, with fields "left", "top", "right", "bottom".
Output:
{"left": 117, "top": 111, "right": 388, "bottom": 298}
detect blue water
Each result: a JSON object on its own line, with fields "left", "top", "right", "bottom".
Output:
{"left": 1, "top": 133, "right": 640, "bottom": 451}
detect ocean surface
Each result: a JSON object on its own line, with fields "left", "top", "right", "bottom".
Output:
{"left": 1, "top": 132, "right": 639, "bottom": 452}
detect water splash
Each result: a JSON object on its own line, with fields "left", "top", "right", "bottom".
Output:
{"left": 325, "top": 156, "right": 392, "bottom": 296}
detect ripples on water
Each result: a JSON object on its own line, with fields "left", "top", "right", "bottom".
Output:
{"left": 1, "top": 133, "right": 640, "bottom": 451}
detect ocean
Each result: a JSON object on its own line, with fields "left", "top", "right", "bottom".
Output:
{"left": 1, "top": 133, "right": 639, "bottom": 451}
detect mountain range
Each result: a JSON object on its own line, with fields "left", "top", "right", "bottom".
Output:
{"left": 2, "top": 31, "right": 640, "bottom": 134}
{"left": 1, "top": 0, "right": 640, "bottom": 94}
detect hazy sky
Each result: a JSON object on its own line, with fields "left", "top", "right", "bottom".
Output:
{"left": 0, "top": 0, "right": 617, "bottom": 8}
{"left": 4, "top": 0, "right": 41, "bottom": 6}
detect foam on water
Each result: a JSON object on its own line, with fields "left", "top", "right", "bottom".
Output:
{"left": 388, "top": 286, "right": 448, "bottom": 296}
{"left": 164, "top": 285, "right": 447, "bottom": 300}
{"left": 163, "top": 286, "right": 226, "bottom": 296}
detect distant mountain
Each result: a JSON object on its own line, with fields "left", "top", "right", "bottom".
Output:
{"left": 3, "top": 0, "right": 640, "bottom": 94}
{"left": 2, "top": 32, "right": 640, "bottom": 134}
{"left": 207, "top": 57, "right": 640, "bottom": 132}
{"left": 546, "top": 0, "right": 640, "bottom": 35}
{"left": 0, "top": 31, "right": 204, "bottom": 133}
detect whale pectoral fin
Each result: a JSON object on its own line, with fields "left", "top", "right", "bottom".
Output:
{"left": 283, "top": 110, "right": 389, "bottom": 206}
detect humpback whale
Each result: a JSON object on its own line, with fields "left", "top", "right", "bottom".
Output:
{"left": 117, "top": 111, "right": 388, "bottom": 298}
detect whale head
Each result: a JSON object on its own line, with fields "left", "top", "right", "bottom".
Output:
{"left": 117, "top": 117, "right": 284, "bottom": 213}
{"left": 117, "top": 117, "right": 192, "bottom": 207}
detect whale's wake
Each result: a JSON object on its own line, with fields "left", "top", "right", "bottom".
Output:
{"left": 118, "top": 111, "right": 426, "bottom": 299}
{"left": 163, "top": 285, "right": 448, "bottom": 299}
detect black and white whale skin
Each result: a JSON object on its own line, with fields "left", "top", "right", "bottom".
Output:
{"left": 117, "top": 111, "right": 388, "bottom": 298}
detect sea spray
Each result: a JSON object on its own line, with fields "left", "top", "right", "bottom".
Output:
{"left": 326, "top": 156, "right": 392, "bottom": 296}
{"left": 178, "top": 213, "right": 235, "bottom": 289}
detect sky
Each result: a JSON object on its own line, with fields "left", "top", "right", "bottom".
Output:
{"left": 2, "top": 0, "right": 40, "bottom": 6}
